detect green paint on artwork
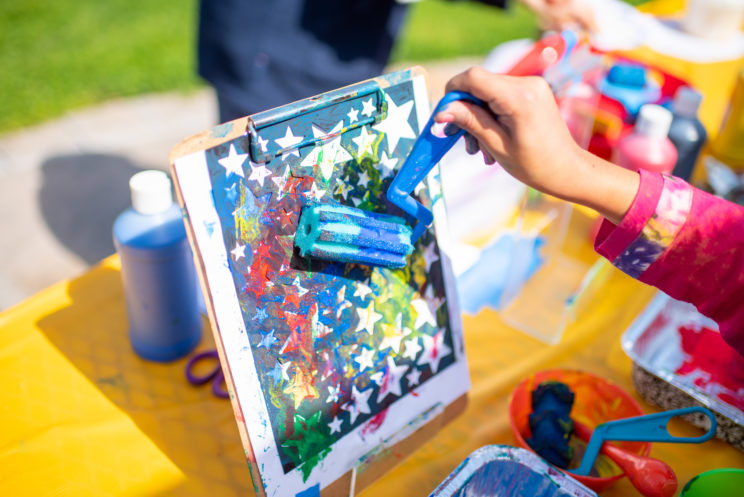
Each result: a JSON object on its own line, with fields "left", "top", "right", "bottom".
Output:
{"left": 282, "top": 411, "right": 335, "bottom": 481}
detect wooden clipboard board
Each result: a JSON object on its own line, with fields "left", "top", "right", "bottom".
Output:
{"left": 170, "top": 67, "right": 469, "bottom": 497}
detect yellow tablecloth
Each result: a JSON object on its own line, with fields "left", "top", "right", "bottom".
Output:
{"left": 1, "top": 249, "right": 742, "bottom": 497}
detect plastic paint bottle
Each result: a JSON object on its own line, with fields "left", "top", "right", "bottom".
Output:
{"left": 614, "top": 104, "right": 677, "bottom": 174}
{"left": 113, "top": 170, "right": 202, "bottom": 362}
{"left": 668, "top": 87, "right": 707, "bottom": 181}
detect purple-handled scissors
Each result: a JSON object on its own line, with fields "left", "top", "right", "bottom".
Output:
{"left": 185, "top": 349, "right": 229, "bottom": 399}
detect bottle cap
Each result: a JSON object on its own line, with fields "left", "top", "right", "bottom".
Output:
{"left": 673, "top": 86, "right": 703, "bottom": 118}
{"left": 130, "top": 170, "right": 174, "bottom": 215}
{"left": 635, "top": 104, "right": 673, "bottom": 138}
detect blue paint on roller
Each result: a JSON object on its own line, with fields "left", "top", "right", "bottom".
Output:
{"left": 294, "top": 202, "right": 413, "bottom": 268}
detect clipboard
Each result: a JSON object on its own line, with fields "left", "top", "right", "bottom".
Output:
{"left": 170, "top": 67, "right": 469, "bottom": 497}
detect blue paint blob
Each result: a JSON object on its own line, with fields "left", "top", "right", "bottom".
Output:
{"left": 527, "top": 382, "right": 575, "bottom": 469}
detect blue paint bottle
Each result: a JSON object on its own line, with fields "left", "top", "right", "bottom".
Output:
{"left": 669, "top": 87, "right": 707, "bottom": 181}
{"left": 113, "top": 170, "right": 202, "bottom": 361}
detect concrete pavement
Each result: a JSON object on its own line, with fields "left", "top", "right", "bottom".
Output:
{"left": 0, "top": 58, "right": 479, "bottom": 311}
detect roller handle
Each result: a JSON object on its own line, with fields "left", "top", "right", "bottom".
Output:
{"left": 387, "top": 91, "right": 484, "bottom": 242}
{"left": 573, "top": 407, "right": 717, "bottom": 476}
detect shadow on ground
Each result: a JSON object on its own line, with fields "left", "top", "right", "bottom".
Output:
{"left": 39, "top": 153, "right": 146, "bottom": 264}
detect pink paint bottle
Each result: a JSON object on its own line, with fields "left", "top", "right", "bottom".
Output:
{"left": 614, "top": 104, "right": 678, "bottom": 174}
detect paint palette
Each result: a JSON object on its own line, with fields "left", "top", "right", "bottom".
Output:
{"left": 170, "top": 68, "right": 470, "bottom": 497}
{"left": 429, "top": 445, "right": 597, "bottom": 497}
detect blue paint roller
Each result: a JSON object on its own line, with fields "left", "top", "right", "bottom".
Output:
{"left": 293, "top": 92, "right": 481, "bottom": 269}
{"left": 387, "top": 91, "right": 484, "bottom": 243}
{"left": 294, "top": 201, "right": 413, "bottom": 268}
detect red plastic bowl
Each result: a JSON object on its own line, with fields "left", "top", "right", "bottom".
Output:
{"left": 509, "top": 369, "right": 651, "bottom": 493}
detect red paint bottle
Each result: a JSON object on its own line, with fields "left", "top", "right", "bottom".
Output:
{"left": 614, "top": 104, "right": 678, "bottom": 174}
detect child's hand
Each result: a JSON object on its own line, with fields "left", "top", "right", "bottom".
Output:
{"left": 435, "top": 67, "right": 639, "bottom": 225}
{"left": 435, "top": 67, "right": 585, "bottom": 200}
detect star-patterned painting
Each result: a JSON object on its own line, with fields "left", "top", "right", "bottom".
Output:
{"left": 173, "top": 69, "right": 470, "bottom": 496}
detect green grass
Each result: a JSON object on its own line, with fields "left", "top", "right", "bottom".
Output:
{"left": 0, "top": 0, "right": 200, "bottom": 132}
{"left": 0, "top": 0, "right": 648, "bottom": 133}
{"left": 392, "top": 1, "right": 540, "bottom": 62}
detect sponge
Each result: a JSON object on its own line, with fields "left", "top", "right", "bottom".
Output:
{"left": 294, "top": 202, "right": 413, "bottom": 268}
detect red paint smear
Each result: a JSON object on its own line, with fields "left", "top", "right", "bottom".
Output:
{"left": 361, "top": 408, "right": 388, "bottom": 437}
{"left": 646, "top": 312, "right": 670, "bottom": 334}
{"left": 675, "top": 325, "right": 744, "bottom": 411}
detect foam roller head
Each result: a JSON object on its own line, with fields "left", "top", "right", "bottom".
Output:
{"left": 294, "top": 203, "right": 413, "bottom": 268}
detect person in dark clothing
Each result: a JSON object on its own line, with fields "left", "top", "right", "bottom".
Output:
{"left": 198, "top": 0, "right": 595, "bottom": 122}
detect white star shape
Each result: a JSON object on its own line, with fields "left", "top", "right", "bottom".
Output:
{"left": 424, "top": 284, "right": 445, "bottom": 312}
{"left": 248, "top": 161, "right": 272, "bottom": 187}
{"left": 354, "top": 346, "right": 375, "bottom": 372}
{"left": 369, "top": 371, "right": 384, "bottom": 386}
{"left": 272, "top": 165, "right": 291, "bottom": 198}
{"left": 373, "top": 93, "right": 416, "bottom": 155}
{"left": 379, "top": 327, "right": 404, "bottom": 354}
{"left": 335, "top": 179, "right": 353, "bottom": 200}
{"left": 336, "top": 300, "right": 351, "bottom": 319}
{"left": 353, "top": 283, "right": 373, "bottom": 300}
{"left": 378, "top": 151, "right": 399, "bottom": 179}
{"left": 336, "top": 285, "right": 347, "bottom": 304}
{"left": 231, "top": 242, "right": 246, "bottom": 261}
{"left": 218, "top": 144, "right": 247, "bottom": 178}
{"left": 412, "top": 297, "right": 437, "bottom": 330}
{"left": 279, "top": 360, "right": 292, "bottom": 381}
{"left": 257, "top": 135, "right": 269, "bottom": 153}
{"left": 376, "top": 356, "right": 409, "bottom": 403}
{"left": 305, "top": 182, "right": 326, "bottom": 201}
{"left": 275, "top": 126, "right": 304, "bottom": 159}
{"left": 422, "top": 242, "right": 440, "bottom": 271}
{"left": 417, "top": 331, "right": 452, "bottom": 374}
{"left": 407, "top": 368, "right": 422, "bottom": 387}
{"left": 347, "top": 107, "right": 359, "bottom": 123}
{"left": 361, "top": 98, "right": 375, "bottom": 117}
{"left": 352, "top": 126, "right": 376, "bottom": 157}
{"left": 356, "top": 301, "right": 382, "bottom": 334}
{"left": 358, "top": 170, "right": 371, "bottom": 189}
{"left": 342, "top": 385, "right": 373, "bottom": 424}
{"left": 293, "top": 276, "right": 308, "bottom": 296}
{"left": 402, "top": 337, "right": 422, "bottom": 361}
{"left": 300, "top": 122, "right": 352, "bottom": 181}
{"left": 326, "top": 383, "right": 341, "bottom": 404}
{"left": 328, "top": 416, "right": 343, "bottom": 434}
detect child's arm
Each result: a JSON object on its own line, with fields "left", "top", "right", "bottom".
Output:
{"left": 594, "top": 170, "right": 744, "bottom": 355}
{"left": 436, "top": 68, "right": 744, "bottom": 355}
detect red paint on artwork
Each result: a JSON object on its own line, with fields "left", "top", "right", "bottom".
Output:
{"left": 675, "top": 325, "right": 744, "bottom": 411}
{"left": 361, "top": 408, "right": 388, "bottom": 436}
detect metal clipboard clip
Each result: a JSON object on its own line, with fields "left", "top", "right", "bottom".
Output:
{"left": 247, "top": 82, "right": 388, "bottom": 163}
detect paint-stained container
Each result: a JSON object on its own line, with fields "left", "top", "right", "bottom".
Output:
{"left": 113, "top": 170, "right": 202, "bottom": 362}
{"left": 429, "top": 445, "right": 597, "bottom": 497}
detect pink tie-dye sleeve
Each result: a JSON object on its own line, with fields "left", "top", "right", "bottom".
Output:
{"left": 595, "top": 169, "right": 744, "bottom": 356}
